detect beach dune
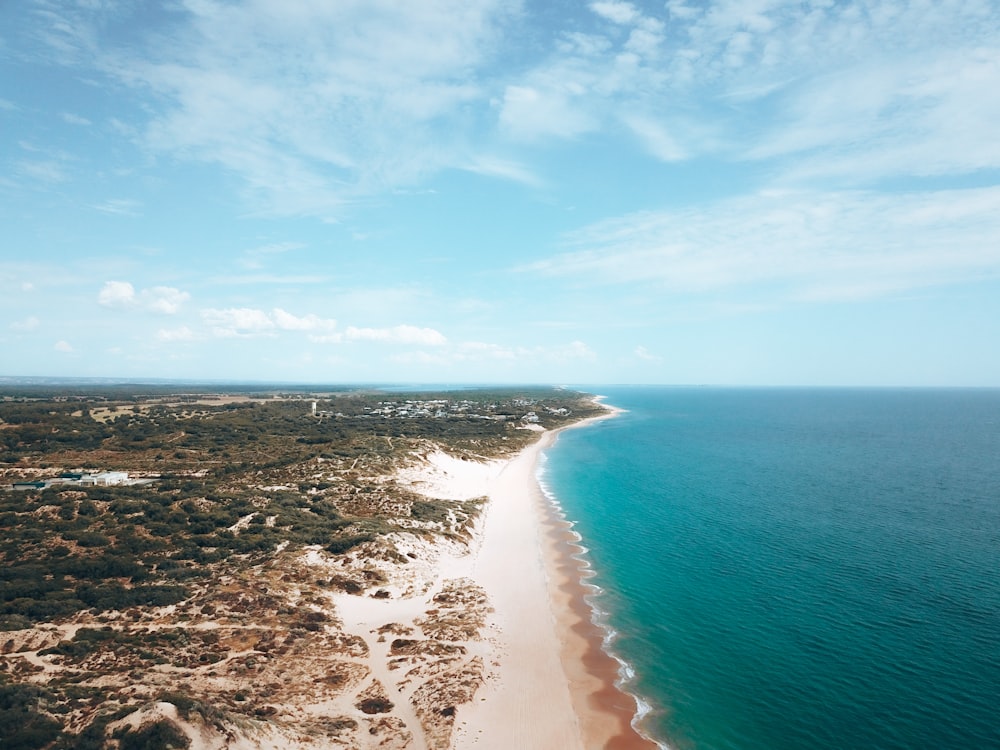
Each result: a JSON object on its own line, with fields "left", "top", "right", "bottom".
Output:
{"left": 324, "top": 411, "right": 656, "bottom": 749}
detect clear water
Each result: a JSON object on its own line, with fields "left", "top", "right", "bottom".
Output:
{"left": 541, "top": 388, "right": 1000, "bottom": 750}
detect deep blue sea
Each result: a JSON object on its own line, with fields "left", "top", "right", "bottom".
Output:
{"left": 540, "top": 387, "right": 1000, "bottom": 750}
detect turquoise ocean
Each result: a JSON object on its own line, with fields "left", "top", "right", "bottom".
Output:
{"left": 539, "top": 388, "right": 1000, "bottom": 750}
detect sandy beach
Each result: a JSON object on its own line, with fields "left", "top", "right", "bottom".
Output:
{"left": 333, "top": 404, "right": 660, "bottom": 749}
{"left": 451, "top": 411, "right": 658, "bottom": 750}
{"left": 197, "top": 404, "right": 659, "bottom": 749}
{"left": 0, "top": 395, "right": 657, "bottom": 749}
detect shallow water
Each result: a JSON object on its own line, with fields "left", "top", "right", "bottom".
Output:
{"left": 542, "top": 388, "right": 1000, "bottom": 750}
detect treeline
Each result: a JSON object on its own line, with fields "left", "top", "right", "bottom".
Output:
{"left": 1, "top": 388, "right": 601, "bottom": 470}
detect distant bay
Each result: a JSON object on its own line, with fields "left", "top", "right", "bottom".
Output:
{"left": 542, "top": 388, "right": 1000, "bottom": 750}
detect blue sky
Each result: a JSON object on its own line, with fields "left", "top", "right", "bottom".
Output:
{"left": 2, "top": 0, "right": 999, "bottom": 386}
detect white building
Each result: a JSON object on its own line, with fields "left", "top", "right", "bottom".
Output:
{"left": 81, "top": 471, "right": 130, "bottom": 486}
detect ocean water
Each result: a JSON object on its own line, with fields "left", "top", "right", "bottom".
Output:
{"left": 540, "top": 388, "right": 1000, "bottom": 750}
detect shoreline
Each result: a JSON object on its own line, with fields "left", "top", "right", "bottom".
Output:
{"left": 539, "top": 406, "right": 661, "bottom": 750}
{"left": 452, "top": 401, "right": 660, "bottom": 749}
{"left": 324, "top": 398, "right": 659, "bottom": 749}
{"left": 539, "top": 493, "right": 661, "bottom": 750}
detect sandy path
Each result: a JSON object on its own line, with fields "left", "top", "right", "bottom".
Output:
{"left": 331, "top": 592, "right": 432, "bottom": 750}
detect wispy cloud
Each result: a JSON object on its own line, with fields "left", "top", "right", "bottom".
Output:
{"left": 14, "top": 140, "right": 76, "bottom": 183}
{"left": 213, "top": 274, "right": 331, "bottom": 286}
{"left": 98, "top": 0, "right": 518, "bottom": 217}
{"left": 343, "top": 325, "right": 447, "bottom": 346}
{"left": 635, "top": 345, "right": 661, "bottom": 362}
{"left": 16, "top": 159, "right": 70, "bottom": 183}
{"left": 23, "top": 0, "right": 995, "bottom": 211}
{"left": 496, "top": 0, "right": 1000, "bottom": 181}
{"left": 749, "top": 51, "right": 1000, "bottom": 184}
{"left": 60, "top": 112, "right": 91, "bottom": 126}
{"left": 390, "top": 338, "right": 596, "bottom": 367}
{"left": 157, "top": 326, "right": 195, "bottom": 342}
{"left": 9, "top": 316, "right": 40, "bottom": 332}
{"left": 530, "top": 187, "right": 1000, "bottom": 303}
{"left": 497, "top": 4, "right": 670, "bottom": 147}
{"left": 240, "top": 241, "right": 306, "bottom": 270}
{"left": 198, "top": 306, "right": 445, "bottom": 347}
{"left": 91, "top": 198, "right": 142, "bottom": 216}
{"left": 461, "top": 155, "right": 544, "bottom": 188}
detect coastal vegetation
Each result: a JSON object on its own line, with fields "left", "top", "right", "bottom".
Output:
{"left": 0, "top": 385, "right": 601, "bottom": 748}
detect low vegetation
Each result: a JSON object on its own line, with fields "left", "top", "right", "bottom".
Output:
{"left": 0, "top": 385, "right": 601, "bottom": 748}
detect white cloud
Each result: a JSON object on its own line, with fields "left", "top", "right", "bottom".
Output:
{"left": 54, "top": 340, "right": 73, "bottom": 352}
{"left": 145, "top": 287, "right": 190, "bottom": 314}
{"left": 98, "top": 281, "right": 189, "bottom": 314}
{"left": 665, "top": 1, "right": 699, "bottom": 21}
{"left": 201, "top": 306, "right": 337, "bottom": 338}
{"left": 201, "top": 307, "right": 276, "bottom": 338}
{"left": 10, "top": 316, "right": 40, "bottom": 332}
{"left": 495, "top": 6, "right": 674, "bottom": 150}
{"left": 98, "top": 280, "right": 136, "bottom": 307}
{"left": 344, "top": 325, "right": 448, "bottom": 346}
{"left": 191, "top": 314, "right": 448, "bottom": 346}
{"left": 35, "top": 0, "right": 994, "bottom": 202}
{"left": 590, "top": 1, "right": 639, "bottom": 25}
{"left": 531, "top": 187, "right": 1000, "bottom": 302}
{"left": 272, "top": 308, "right": 336, "bottom": 331}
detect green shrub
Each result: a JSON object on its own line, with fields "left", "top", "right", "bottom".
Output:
{"left": 117, "top": 719, "right": 190, "bottom": 750}
{"left": 0, "top": 683, "right": 63, "bottom": 750}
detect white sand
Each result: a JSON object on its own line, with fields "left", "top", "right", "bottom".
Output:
{"left": 394, "top": 448, "right": 505, "bottom": 501}
{"left": 449, "top": 430, "right": 586, "bottom": 750}
{"left": 324, "top": 434, "right": 586, "bottom": 749}
{"left": 315, "top": 404, "right": 632, "bottom": 750}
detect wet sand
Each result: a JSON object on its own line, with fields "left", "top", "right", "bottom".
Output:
{"left": 453, "top": 405, "right": 659, "bottom": 749}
